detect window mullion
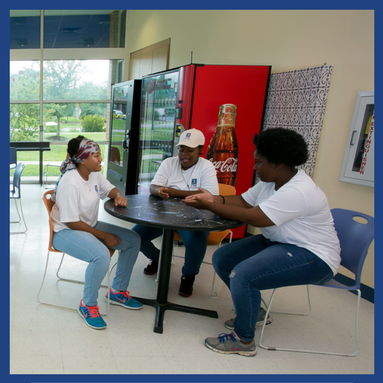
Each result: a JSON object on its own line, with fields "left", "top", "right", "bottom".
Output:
{"left": 39, "top": 10, "right": 44, "bottom": 141}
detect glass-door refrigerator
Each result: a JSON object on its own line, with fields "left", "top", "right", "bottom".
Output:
{"left": 137, "top": 70, "right": 183, "bottom": 194}
{"left": 138, "top": 64, "right": 271, "bottom": 238}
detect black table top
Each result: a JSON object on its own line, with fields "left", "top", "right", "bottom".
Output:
{"left": 104, "top": 193, "right": 244, "bottom": 232}
{"left": 10, "top": 142, "right": 50, "bottom": 150}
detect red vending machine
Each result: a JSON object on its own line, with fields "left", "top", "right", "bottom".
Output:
{"left": 138, "top": 64, "right": 271, "bottom": 238}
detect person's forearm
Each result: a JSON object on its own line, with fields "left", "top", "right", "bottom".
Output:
{"left": 150, "top": 184, "right": 202, "bottom": 198}
{"left": 170, "top": 189, "right": 202, "bottom": 198}
{"left": 66, "top": 221, "right": 107, "bottom": 241}
{"left": 216, "top": 194, "right": 249, "bottom": 207}
{"left": 108, "top": 187, "right": 123, "bottom": 199}
{"left": 198, "top": 200, "right": 274, "bottom": 228}
{"left": 150, "top": 184, "right": 161, "bottom": 196}
{"left": 199, "top": 201, "right": 247, "bottom": 222}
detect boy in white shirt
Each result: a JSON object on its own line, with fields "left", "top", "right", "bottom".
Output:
{"left": 132, "top": 129, "right": 219, "bottom": 297}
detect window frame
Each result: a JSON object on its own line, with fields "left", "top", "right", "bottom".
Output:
{"left": 10, "top": 10, "right": 128, "bottom": 143}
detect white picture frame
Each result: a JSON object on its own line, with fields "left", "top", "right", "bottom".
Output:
{"left": 339, "top": 91, "right": 374, "bottom": 187}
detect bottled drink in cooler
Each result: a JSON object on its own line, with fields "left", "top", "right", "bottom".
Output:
{"left": 206, "top": 104, "right": 238, "bottom": 186}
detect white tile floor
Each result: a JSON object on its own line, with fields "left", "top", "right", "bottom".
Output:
{"left": 9, "top": 184, "right": 375, "bottom": 375}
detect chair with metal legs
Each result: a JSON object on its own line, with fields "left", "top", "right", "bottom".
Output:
{"left": 43, "top": 162, "right": 62, "bottom": 188}
{"left": 10, "top": 147, "right": 17, "bottom": 169}
{"left": 173, "top": 183, "right": 236, "bottom": 297}
{"left": 37, "top": 190, "right": 118, "bottom": 315}
{"left": 10, "top": 163, "right": 27, "bottom": 234}
{"left": 258, "top": 208, "right": 374, "bottom": 356}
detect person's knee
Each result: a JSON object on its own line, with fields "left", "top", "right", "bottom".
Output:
{"left": 124, "top": 229, "right": 141, "bottom": 247}
{"left": 181, "top": 231, "right": 208, "bottom": 248}
{"left": 212, "top": 247, "right": 225, "bottom": 270}
{"left": 131, "top": 224, "right": 141, "bottom": 235}
{"left": 89, "top": 245, "right": 111, "bottom": 265}
{"left": 116, "top": 229, "right": 141, "bottom": 251}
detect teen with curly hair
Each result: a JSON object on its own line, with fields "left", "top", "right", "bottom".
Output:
{"left": 184, "top": 127, "right": 341, "bottom": 356}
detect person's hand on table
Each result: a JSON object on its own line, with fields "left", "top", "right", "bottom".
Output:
{"left": 114, "top": 195, "right": 128, "bottom": 207}
{"left": 158, "top": 187, "right": 171, "bottom": 199}
{"left": 183, "top": 188, "right": 213, "bottom": 209}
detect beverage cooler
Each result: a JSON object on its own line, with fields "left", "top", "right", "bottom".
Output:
{"left": 107, "top": 79, "right": 142, "bottom": 195}
{"left": 108, "top": 64, "right": 271, "bottom": 238}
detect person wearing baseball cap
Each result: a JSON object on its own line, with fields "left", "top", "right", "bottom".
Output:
{"left": 176, "top": 128, "right": 205, "bottom": 148}
{"left": 132, "top": 128, "right": 219, "bottom": 297}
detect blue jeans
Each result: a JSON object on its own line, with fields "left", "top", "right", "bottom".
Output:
{"left": 131, "top": 224, "right": 210, "bottom": 276}
{"left": 52, "top": 221, "right": 141, "bottom": 307}
{"left": 213, "top": 234, "right": 334, "bottom": 341}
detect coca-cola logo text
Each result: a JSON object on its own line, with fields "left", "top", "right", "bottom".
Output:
{"left": 208, "top": 157, "right": 238, "bottom": 173}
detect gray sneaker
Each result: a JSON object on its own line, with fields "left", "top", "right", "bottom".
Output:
{"left": 224, "top": 307, "right": 272, "bottom": 331}
{"left": 205, "top": 332, "right": 257, "bottom": 356}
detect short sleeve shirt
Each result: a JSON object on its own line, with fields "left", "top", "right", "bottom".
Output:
{"left": 241, "top": 170, "right": 341, "bottom": 275}
{"left": 150, "top": 156, "right": 219, "bottom": 195}
{"left": 51, "top": 170, "right": 115, "bottom": 232}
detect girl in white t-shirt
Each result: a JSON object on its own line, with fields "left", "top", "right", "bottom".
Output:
{"left": 51, "top": 136, "right": 142, "bottom": 330}
{"left": 184, "top": 128, "right": 341, "bottom": 357}
{"left": 132, "top": 129, "right": 219, "bottom": 297}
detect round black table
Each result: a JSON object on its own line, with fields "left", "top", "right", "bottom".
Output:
{"left": 104, "top": 194, "right": 244, "bottom": 334}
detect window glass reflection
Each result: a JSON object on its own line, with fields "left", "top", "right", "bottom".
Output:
{"left": 10, "top": 10, "right": 40, "bottom": 49}
{"left": 10, "top": 10, "right": 126, "bottom": 50}
{"left": 43, "top": 60, "right": 110, "bottom": 101}
{"left": 110, "top": 83, "right": 128, "bottom": 167}
{"left": 43, "top": 10, "right": 125, "bottom": 48}
{"left": 10, "top": 104, "right": 40, "bottom": 141}
{"left": 43, "top": 103, "right": 109, "bottom": 143}
{"left": 352, "top": 105, "right": 374, "bottom": 172}
{"left": 10, "top": 61, "right": 40, "bottom": 101}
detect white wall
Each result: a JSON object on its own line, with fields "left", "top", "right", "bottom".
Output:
{"left": 126, "top": 10, "right": 375, "bottom": 288}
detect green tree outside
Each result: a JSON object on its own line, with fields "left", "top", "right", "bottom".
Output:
{"left": 10, "top": 60, "right": 110, "bottom": 179}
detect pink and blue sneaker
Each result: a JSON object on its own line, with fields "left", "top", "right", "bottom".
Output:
{"left": 78, "top": 300, "right": 107, "bottom": 330}
{"left": 106, "top": 288, "right": 143, "bottom": 310}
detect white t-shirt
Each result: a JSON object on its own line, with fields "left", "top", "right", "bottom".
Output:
{"left": 151, "top": 156, "right": 219, "bottom": 195}
{"left": 51, "top": 170, "right": 115, "bottom": 232}
{"left": 241, "top": 169, "right": 341, "bottom": 275}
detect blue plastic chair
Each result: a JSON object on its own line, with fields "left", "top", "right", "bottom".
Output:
{"left": 10, "top": 147, "right": 17, "bottom": 169}
{"left": 258, "top": 208, "right": 374, "bottom": 356}
{"left": 10, "top": 162, "right": 27, "bottom": 234}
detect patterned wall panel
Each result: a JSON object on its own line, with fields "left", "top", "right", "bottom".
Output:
{"left": 262, "top": 65, "right": 333, "bottom": 177}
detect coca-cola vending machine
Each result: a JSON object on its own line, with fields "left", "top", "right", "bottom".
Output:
{"left": 138, "top": 64, "right": 271, "bottom": 238}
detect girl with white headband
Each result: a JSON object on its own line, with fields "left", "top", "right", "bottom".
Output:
{"left": 51, "top": 135, "right": 142, "bottom": 330}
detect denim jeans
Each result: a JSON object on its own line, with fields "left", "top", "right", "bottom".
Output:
{"left": 131, "top": 224, "right": 209, "bottom": 276}
{"left": 213, "top": 234, "right": 334, "bottom": 341}
{"left": 52, "top": 221, "right": 141, "bottom": 307}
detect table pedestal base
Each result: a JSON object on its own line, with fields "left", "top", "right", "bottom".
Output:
{"left": 132, "top": 296, "right": 218, "bottom": 333}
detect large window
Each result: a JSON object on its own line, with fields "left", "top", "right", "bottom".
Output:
{"left": 10, "top": 10, "right": 127, "bottom": 181}
{"left": 10, "top": 59, "right": 120, "bottom": 139}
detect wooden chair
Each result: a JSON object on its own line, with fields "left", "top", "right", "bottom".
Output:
{"left": 37, "top": 190, "right": 118, "bottom": 315}
{"left": 173, "top": 183, "right": 236, "bottom": 297}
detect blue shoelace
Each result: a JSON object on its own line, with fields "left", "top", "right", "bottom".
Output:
{"left": 218, "top": 333, "right": 236, "bottom": 343}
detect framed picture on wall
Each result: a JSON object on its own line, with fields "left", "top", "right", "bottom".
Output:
{"left": 339, "top": 91, "right": 374, "bottom": 187}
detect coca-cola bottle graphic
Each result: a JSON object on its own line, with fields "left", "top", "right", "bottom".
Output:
{"left": 206, "top": 104, "right": 238, "bottom": 186}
